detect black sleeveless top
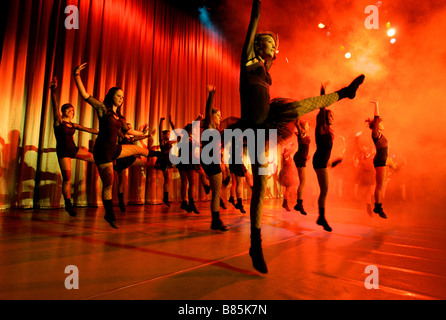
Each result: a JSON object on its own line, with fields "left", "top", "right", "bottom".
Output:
{"left": 294, "top": 135, "right": 311, "bottom": 167}
{"left": 372, "top": 133, "right": 388, "bottom": 167}
{"left": 312, "top": 130, "right": 333, "bottom": 169}
{"left": 93, "top": 109, "right": 127, "bottom": 165}
{"left": 54, "top": 121, "right": 79, "bottom": 158}
{"left": 240, "top": 61, "right": 272, "bottom": 125}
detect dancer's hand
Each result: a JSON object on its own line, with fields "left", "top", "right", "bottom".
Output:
{"left": 124, "top": 134, "right": 134, "bottom": 142}
{"left": 73, "top": 62, "right": 87, "bottom": 76}
{"left": 50, "top": 77, "right": 57, "bottom": 89}
{"left": 142, "top": 123, "right": 149, "bottom": 134}
{"left": 207, "top": 84, "right": 216, "bottom": 93}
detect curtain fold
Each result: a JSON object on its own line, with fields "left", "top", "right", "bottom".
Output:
{"left": 0, "top": 0, "right": 242, "bottom": 210}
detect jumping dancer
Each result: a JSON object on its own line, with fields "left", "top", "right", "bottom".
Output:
{"left": 293, "top": 119, "right": 310, "bottom": 215}
{"left": 366, "top": 100, "right": 391, "bottom": 219}
{"left": 176, "top": 116, "right": 202, "bottom": 214}
{"left": 313, "top": 108, "right": 334, "bottom": 232}
{"left": 73, "top": 62, "right": 154, "bottom": 228}
{"left": 228, "top": 137, "right": 250, "bottom": 214}
{"left": 50, "top": 77, "right": 98, "bottom": 217}
{"left": 200, "top": 84, "right": 228, "bottom": 231}
{"left": 313, "top": 84, "right": 345, "bottom": 232}
{"left": 156, "top": 116, "right": 176, "bottom": 207}
{"left": 240, "top": 0, "right": 364, "bottom": 273}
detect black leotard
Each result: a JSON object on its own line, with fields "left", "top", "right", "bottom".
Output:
{"left": 155, "top": 140, "right": 174, "bottom": 171}
{"left": 240, "top": 61, "right": 272, "bottom": 126}
{"left": 54, "top": 121, "right": 79, "bottom": 158}
{"left": 293, "top": 134, "right": 310, "bottom": 168}
{"left": 85, "top": 95, "right": 129, "bottom": 165}
{"left": 371, "top": 116, "right": 388, "bottom": 167}
{"left": 372, "top": 133, "right": 388, "bottom": 167}
{"left": 312, "top": 130, "right": 333, "bottom": 169}
{"left": 200, "top": 131, "right": 222, "bottom": 176}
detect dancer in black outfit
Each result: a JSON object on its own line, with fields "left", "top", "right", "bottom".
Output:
{"left": 293, "top": 119, "right": 310, "bottom": 215}
{"left": 176, "top": 116, "right": 202, "bottom": 214}
{"left": 228, "top": 137, "right": 251, "bottom": 213}
{"left": 50, "top": 77, "right": 98, "bottom": 216}
{"left": 366, "top": 100, "right": 391, "bottom": 219}
{"left": 200, "top": 84, "right": 228, "bottom": 231}
{"left": 73, "top": 63, "right": 154, "bottom": 228}
{"left": 313, "top": 85, "right": 345, "bottom": 232}
{"left": 156, "top": 116, "right": 176, "bottom": 207}
{"left": 240, "top": 0, "right": 364, "bottom": 273}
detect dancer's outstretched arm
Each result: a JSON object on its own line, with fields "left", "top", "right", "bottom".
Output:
{"left": 242, "top": 0, "right": 261, "bottom": 65}
{"left": 49, "top": 77, "right": 62, "bottom": 126}
{"left": 370, "top": 100, "right": 380, "bottom": 138}
{"left": 159, "top": 117, "right": 165, "bottom": 146}
{"left": 371, "top": 100, "right": 380, "bottom": 117}
{"left": 73, "top": 63, "right": 90, "bottom": 100}
{"left": 73, "top": 63, "right": 107, "bottom": 117}
{"left": 204, "top": 84, "right": 215, "bottom": 129}
{"left": 73, "top": 123, "right": 98, "bottom": 135}
{"left": 127, "top": 126, "right": 146, "bottom": 137}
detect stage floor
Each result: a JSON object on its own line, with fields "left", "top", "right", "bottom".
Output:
{"left": 1, "top": 198, "right": 445, "bottom": 300}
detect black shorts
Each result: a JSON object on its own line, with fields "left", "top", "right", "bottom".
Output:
{"left": 293, "top": 154, "right": 307, "bottom": 168}
{"left": 373, "top": 147, "right": 388, "bottom": 167}
{"left": 57, "top": 146, "right": 79, "bottom": 159}
{"left": 93, "top": 143, "right": 122, "bottom": 165}
{"left": 312, "top": 155, "right": 329, "bottom": 169}
{"left": 229, "top": 163, "right": 247, "bottom": 177}
{"left": 201, "top": 161, "right": 221, "bottom": 176}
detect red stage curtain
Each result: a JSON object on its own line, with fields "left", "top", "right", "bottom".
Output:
{"left": 0, "top": 0, "right": 242, "bottom": 210}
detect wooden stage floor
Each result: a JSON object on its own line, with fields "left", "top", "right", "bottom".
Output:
{"left": 1, "top": 198, "right": 445, "bottom": 301}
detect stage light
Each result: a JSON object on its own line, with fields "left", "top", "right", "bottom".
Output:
{"left": 390, "top": 38, "right": 396, "bottom": 44}
{"left": 345, "top": 52, "right": 351, "bottom": 59}
{"left": 387, "top": 28, "right": 396, "bottom": 37}
{"left": 198, "top": 6, "right": 216, "bottom": 32}
{"left": 318, "top": 23, "right": 325, "bottom": 29}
